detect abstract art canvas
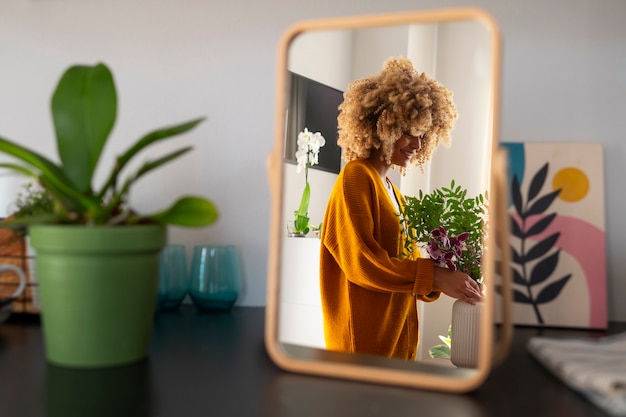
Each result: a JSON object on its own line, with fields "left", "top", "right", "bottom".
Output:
{"left": 498, "top": 142, "right": 607, "bottom": 329}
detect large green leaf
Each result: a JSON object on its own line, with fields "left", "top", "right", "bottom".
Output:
{"left": 296, "top": 182, "right": 310, "bottom": 217}
{"left": 0, "top": 137, "right": 95, "bottom": 212}
{"left": 106, "top": 147, "right": 193, "bottom": 214}
{"left": 0, "top": 137, "right": 63, "bottom": 178}
{"left": 147, "top": 196, "right": 218, "bottom": 227}
{"left": 97, "top": 118, "right": 205, "bottom": 198}
{"left": 51, "top": 63, "right": 117, "bottom": 193}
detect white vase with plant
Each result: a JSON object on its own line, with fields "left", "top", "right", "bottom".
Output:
{"left": 401, "top": 180, "right": 488, "bottom": 367}
{"left": 290, "top": 127, "right": 325, "bottom": 237}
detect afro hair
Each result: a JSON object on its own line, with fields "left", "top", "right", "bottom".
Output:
{"left": 337, "top": 56, "right": 458, "bottom": 169}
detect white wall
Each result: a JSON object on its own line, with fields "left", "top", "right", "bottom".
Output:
{"left": 288, "top": 29, "right": 353, "bottom": 92}
{"left": 1, "top": 0, "right": 625, "bottom": 321}
{"left": 284, "top": 29, "right": 353, "bottom": 229}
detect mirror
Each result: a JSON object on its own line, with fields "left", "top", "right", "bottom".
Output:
{"left": 266, "top": 8, "right": 511, "bottom": 392}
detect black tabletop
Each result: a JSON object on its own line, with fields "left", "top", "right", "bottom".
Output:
{"left": 0, "top": 306, "right": 622, "bottom": 417}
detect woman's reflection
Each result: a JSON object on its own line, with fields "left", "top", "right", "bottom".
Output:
{"left": 320, "top": 57, "right": 483, "bottom": 360}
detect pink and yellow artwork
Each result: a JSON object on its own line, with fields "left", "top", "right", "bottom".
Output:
{"left": 499, "top": 142, "right": 607, "bottom": 329}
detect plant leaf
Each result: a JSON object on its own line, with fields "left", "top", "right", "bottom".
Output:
{"left": 294, "top": 214, "right": 310, "bottom": 234}
{"left": 39, "top": 175, "right": 100, "bottom": 217}
{"left": 513, "top": 289, "right": 533, "bottom": 303}
{"left": 513, "top": 267, "right": 526, "bottom": 285}
{"left": 512, "top": 175, "right": 524, "bottom": 217}
{"left": 511, "top": 245, "right": 524, "bottom": 264}
{"left": 428, "top": 344, "right": 451, "bottom": 359}
{"left": 0, "top": 137, "right": 64, "bottom": 180}
{"left": 529, "top": 250, "right": 560, "bottom": 285}
{"left": 527, "top": 163, "right": 548, "bottom": 202}
{"left": 296, "top": 182, "right": 310, "bottom": 217}
{"left": 510, "top": 215, "right": 524, "bottom": 238}
{"left": 0, "top": 137, "right": 96, "bottom": 213}
{"left": 147, "top": 196, "right": 218, "bottom": 227}
{"left": 536, "top": 274, "right": 572, "bottom": 304}
{"left": 98, "top": 117, "right": 205, "bottom": 198}
{"left": 526, "top": 213, "right": 557, "bottom": 237}
{"left": 524, "top": 233, "right": 560, "bottom": 263}
{"left": 110, "top": 147, "right": 194, "bottom": 210}
{"left": 526, "top": 190, "right": 561, "bottom": 216}
{"left": 134, "top": 147, "right": 193, "bottom": 180}
{"left": 52, "top": 63, "right": 117, "bottom": 193}
{"left": 0, "top": 162, "right": 39, "bottom": 178}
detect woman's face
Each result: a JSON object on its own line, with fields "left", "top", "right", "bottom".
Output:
{"left": 390, "top": 133, "right": 423, "bottom": 167}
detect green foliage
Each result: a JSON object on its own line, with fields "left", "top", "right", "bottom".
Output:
{"left": 401, "top": 180, "right": 488, "bottom": 281}
{"left": 428, "top": 326, "right": 452, "bottom": 359}
{"left": 13, "top": 183, "right": 55, "bottom": 219}
{"left": 0, "top": 63, "right": 217, "bottom": 228}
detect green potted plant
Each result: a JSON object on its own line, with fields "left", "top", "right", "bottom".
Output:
{"left": 0, "top": 62, "right": 218, "bottom": 368}
{"left": 400, "top": 179, "right": 487, "bottom": 282}
{"left": 400, "top": 180, "right": 488, "bottom": 367}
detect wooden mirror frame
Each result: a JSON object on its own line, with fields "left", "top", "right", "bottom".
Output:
{"left": 265, "top": 7, "right": 512, "bottom": 393}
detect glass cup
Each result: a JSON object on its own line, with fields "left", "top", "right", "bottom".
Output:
{"left": 189, "top": 245, "right": 241, "bottom": 312}
{"left": 155, "top": 244, "right": 189, "bottom": 311}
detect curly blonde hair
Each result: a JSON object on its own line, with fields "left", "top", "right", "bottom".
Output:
{"left": 337, "top": 57, "right": 458, "bottom": 169}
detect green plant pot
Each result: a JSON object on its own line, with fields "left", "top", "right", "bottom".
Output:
{"left": 29, "top": 224, "right": 166, "bottom": 368}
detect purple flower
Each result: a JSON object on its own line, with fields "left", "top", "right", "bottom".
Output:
{"left": 426, "top": 226, "right": 470, "bottom": 273}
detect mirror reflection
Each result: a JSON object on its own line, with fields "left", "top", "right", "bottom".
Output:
{"left": 277, "top": 16, "right": 495, "bottom": 368}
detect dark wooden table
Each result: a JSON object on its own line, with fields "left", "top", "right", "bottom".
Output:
{"left": 0, "top": 306, "right": 623, "bottom": 417}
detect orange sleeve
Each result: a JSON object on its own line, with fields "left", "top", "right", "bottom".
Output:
{"left": 321, "top": 159, "right": 438, "bottom": 297}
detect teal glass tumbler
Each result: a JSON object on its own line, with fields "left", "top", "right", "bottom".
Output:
{"left": 189, "top": 245, "right": 241, "bottom": 312}
{"left": 156, "top": 244, "right": 189, "bottom": 311}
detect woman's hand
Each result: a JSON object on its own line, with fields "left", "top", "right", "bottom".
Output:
{"left": 432, "top": 267, "right": 484, "bottom": 304}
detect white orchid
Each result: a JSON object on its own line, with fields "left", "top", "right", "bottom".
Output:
{"left": 295, "top": 128, "right": 326, "bottom": 174}
{"left": 292, "top": 128, "right": 326, "bottom": 235}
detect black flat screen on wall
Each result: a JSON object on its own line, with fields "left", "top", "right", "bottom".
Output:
{"left": 284, "top": 72, "right": 343, "bottom": 174}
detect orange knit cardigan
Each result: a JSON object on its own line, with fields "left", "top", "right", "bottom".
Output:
{"left": 319, "top": 158, "right": 440, "bottom": 360}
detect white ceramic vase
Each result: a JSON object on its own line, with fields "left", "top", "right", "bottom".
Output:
{"left": 450, "top": 299, "right": 484, "bottom": 368}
